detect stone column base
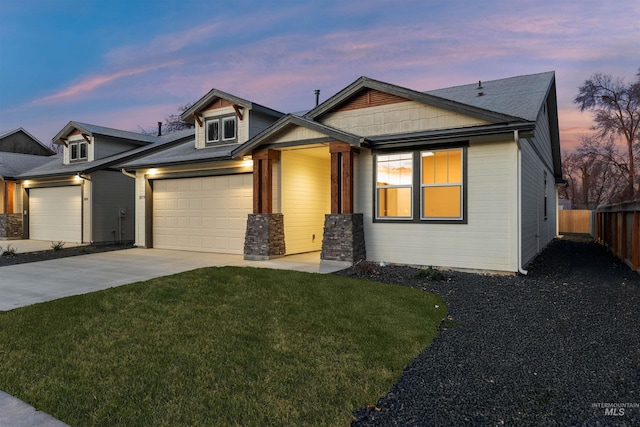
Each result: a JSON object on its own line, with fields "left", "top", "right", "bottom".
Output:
{"left": 0, "top": 214, "right": 23, "bottom": 240}
{"left": 321, "top": 213, "right": 366, "bottom": 263}
{"left": 244, "top": 213, "right": 286, "bottom": 260}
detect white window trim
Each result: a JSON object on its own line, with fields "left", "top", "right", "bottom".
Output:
{"left": 69, "top": 141, "right": 88, "bottom": 162}
{"left": 222, "top": 116, "right": 237, "bottom": 141}
{"left": 205, "top": 118, "right": 220, "bottom": 144}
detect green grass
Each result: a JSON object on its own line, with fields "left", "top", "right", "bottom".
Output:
{"left": 0, "top": 267, "right": 446, "bottom": 426}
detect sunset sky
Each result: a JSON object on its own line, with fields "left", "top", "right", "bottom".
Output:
{"left": 0, "top": 0, "right": 638, "bottom": 151}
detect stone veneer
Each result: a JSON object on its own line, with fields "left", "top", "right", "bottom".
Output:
{"left": 321, "top": 213, "right": 366, "bottom": 263}
{"left": 0, "top": 214, "right": 23, "bottom": 240}
{"left": 244, "top": 213, "right": 286, "bottom": 260}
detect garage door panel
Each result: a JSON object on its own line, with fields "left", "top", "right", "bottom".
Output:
{"left": 30, "top": 186, "right": 82, "bottom": 242}
{"left": 153, "top": 174, "right": 252, "bottom": 254}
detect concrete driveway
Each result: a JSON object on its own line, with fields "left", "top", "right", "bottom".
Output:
{"left": 0, "top": 248, "right": 350, "bottom": 311}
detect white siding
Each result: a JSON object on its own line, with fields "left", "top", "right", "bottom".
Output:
{"left": 322, "top": 101, "right": 490, "bottom": 137}
{"left": 269, "top": 126, "right": 327, "bottom": 144}
{"left": 135, "top": 170, "right": 147, "bottom": 247}
{"left": 358, "top": 140, "right": 519, "bottom": 272}
{"left": 195, "top": 106, "right": 249, "bottom": 149}
{"left": 82, "top": 179, "right": 91, "bottom": 243}
{"left": 281, "top": 149, "right": 330, "bottom": 254}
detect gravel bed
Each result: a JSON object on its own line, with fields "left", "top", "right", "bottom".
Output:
{"left": 336, "top": 236, "right": 640, "bottom": 426}
{"left": 0, "top": 242, "right": 133, "bottom": 267}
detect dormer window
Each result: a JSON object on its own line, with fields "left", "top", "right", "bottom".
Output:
{"left": 69, "top": 141, "right": 88, "bottom": 162}
{"left": 205, "top": 115, "right": 237, "bottom": 145}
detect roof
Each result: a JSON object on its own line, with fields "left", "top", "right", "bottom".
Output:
{"left": 53, "top": 121, "right": 159, "bottom": 146}
{"left": 18, "top": 128, "right": 194, "bottom": 179}
{"left": 0, "top": 152, "right": 58, "bottom": 179}
{"left": 181, "top": 88, "right": 284, "bottom": 124}
{"left": 0, "top": 127, "right": 55, "bottom": 155}
{"left": 120, "top": 137, "right": 236, "bottom": 169}
{"left": 425, "top": 71, "right": 555, "bottom": 122}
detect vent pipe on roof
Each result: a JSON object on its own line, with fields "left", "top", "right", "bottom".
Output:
{"left": 477, "top": 80, "right": 484, "bottom": 97}
{"left": 315, "top": 89, "right": 320, "bottom": 106}
{"left": 157, "top": 121, "right": 162, "bottom": 136}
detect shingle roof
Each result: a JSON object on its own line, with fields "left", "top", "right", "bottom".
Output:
{"left": 18, "top": 128, "right": 195, "bottom": 179}
{"left": 425, "top": 71, "right": 555, "bottom": 122}
{"left": 0, "top": 152, "right": 58, "bottom": 179}
{"left": 120, "top": 137, "right": 236, "bottom": 169}
{"left": 53, "top": 121, "right": 159, "bottom": 145}
{"left": 0, "top": 127, "right": 55, "bottom": 154}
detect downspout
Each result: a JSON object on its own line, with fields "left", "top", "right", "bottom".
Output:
{"left": 121, "top": 169, "right": 136, "bottom": 179}
{"left": 515, "top": 130, "right": 528, "bottom": 275}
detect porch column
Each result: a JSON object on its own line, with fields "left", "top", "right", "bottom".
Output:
{"left": 322, "top": 142, "right": 366, "bottom": 263}
{"left": 329, "top": 142, "right": 359, "bottom": 214}
{"left": 244, "top": 149, "right": 285, "bottom": 260}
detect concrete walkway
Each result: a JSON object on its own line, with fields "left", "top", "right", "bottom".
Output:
{"left": 0, "top": 247, "right": 350, "bottom": 426}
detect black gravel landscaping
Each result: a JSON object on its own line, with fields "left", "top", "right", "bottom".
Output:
{"left": 337, "top": 236, "right": 640, "bottom": 426}
{"left": 0, "top": 242, "right": 133, "bottom": 267}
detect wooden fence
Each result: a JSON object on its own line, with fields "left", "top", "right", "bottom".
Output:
{"left": 596, "top": 201, "right": 640, "bottom": 273}
{"left": 558, "top": 210, "right": 592, "bottom": 234}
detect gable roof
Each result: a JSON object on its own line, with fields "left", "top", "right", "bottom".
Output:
{"left": 231, "top": 114, "right": 364, "bottom": 158}
{"left": 18, "top": 128, "right": 194, "bottom": 179}
{"left": 304, "top": 76, "right": 525, "bottom": 124}
{"left": 181, "top": 88, "right": 284, "bottom": 124}
{"left": 0, "top": 127, "right": 55, "bottom": 155}
{"left": 52, "top": 121, "right": 159, "bottom": 146}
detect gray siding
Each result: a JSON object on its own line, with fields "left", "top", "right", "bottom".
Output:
{"left": 249, "top": 110, "right": 279, "bottom": 138}
{"left": 0, "top": 131, "right": 52, "bottom": 155}
{"left": 91, "top": 170, "right": 135, "bottom": 243}
{"left": 94, "top": 136, "right": 142, "bottom": 160}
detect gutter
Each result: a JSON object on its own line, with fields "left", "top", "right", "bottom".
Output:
{"left": 515, "top": 130, "right": 528, "bottom": 275}
{"left": 120, "top": 169, "right": 136, "bottom": 179}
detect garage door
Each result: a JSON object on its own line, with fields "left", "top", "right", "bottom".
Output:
{"left": 29, "top": 186, "right": 82, "bottom": 242}
{"left": 153, "top": 174, "right": 253, "bottom": 254}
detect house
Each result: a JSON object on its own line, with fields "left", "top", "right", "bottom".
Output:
{"left": 15, "top": 122, "right": 193, "bottom": 243}
{"left": 0, "top": 128, "right": 55, "bottom": 239}
{"left": 123, "top": 71, "right": 562, "bottom": 273}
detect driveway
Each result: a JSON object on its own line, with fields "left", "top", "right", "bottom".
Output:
{"left": 0, "top": 248, "right": 350, "bottom": 311}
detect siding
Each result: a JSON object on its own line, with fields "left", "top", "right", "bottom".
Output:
{"left": 91, "top": 170, "right": 135, "bottom": 243}
{"left": 269, "top": 126, "right": 327, "bottom": 144}
{"left": 94, "top": 137, "right": 139, "bottom": 160}
{"left": 82, "top": 179, "right": 91, "bottom": 243}
{"left": 322, "top": 100, "right": 490, "bottom": 137}
{"left": 249, "top": 110, "right": 279, "bottom": 138}
{"left": 358, "top": 140, "right": 519, "bottom": 272}
{"left": 281, "top": 149, "right": 330, "bottom": 254}
{"left": 195, "top": 106, "right": 249, "bottom": 149}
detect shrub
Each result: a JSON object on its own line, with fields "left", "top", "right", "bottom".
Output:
{"left": 1, "top": 244, "right": 17, "bottom": 257}
{"left": 416, "top": 266, "right": 445, "bottom": 281}
{"left": 51, "top": 241, "right": 65, "bottom": 251}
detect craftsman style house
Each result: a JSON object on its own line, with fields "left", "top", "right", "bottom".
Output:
{"left": 122, "top": 71, "right": 562, "bottom": 273}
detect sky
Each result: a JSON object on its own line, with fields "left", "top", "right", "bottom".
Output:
{"left": 0, "top": 0, "right": 638, "bottom": 151}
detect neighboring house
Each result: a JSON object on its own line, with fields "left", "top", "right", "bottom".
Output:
{"left": 15, "top": 122, "right": 194, "bottom": 243}
{"left": 0, "top": 128, "right": 55, "bottom": 239}
{"left": 123, "top": 71, "right": 563, "bottom": 273}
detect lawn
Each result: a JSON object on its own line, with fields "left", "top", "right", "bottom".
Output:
{"left": 0, "top": 267, "right": 445, "bottom": 426}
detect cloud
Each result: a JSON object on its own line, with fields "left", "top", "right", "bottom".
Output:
{"left": 30, "top": 61, "right": 183, "bottom": 105}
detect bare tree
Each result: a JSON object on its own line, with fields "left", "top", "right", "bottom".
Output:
{"left": 561, "top": 135, "right": 628, "bottom": 208}
{"left": 139, "top": 103, "right": 195, "bottom": 136}
{"left": 574, "top": 69, "right": 640, "bottom": 199}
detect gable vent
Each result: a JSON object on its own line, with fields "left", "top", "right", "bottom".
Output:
{"left": 335, "top": 89, "right": 408, "bottom": 112}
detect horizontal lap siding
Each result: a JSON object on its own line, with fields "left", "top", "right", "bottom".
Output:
{"left": 358, "top": 141, "right": 517, "bottom": 271}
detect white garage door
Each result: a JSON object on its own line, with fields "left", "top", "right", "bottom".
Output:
{"left": 153, "top": 174, "right": 253, "bottom": 254}
{"left": 29, "top": 186, "right": 82, "bottom": 242}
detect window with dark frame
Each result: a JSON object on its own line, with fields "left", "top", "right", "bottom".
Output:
{"left": 69, "top": 141, "right": 88, "bottom": 161}
{"left": 205, "top": 115, "right": 237, "bottom": 144}
{"left": 375, "top": 147, "right": 466, "bottom": 222}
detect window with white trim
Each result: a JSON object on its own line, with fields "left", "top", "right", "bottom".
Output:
{"left": 69, "top": 141, "right": 88, "bottom": 162}
{"left": 375, "top": 147, "right": 466, "bottom": 222}
{"left": 205, "top": 115, "right": 237, "bottom": 145}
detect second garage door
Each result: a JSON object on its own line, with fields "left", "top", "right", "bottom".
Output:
{"left": 29, "top": 186, "right": 82, "bottom": 242}
{"left": 152, "top": 174, "right": 253, "bottom": 254}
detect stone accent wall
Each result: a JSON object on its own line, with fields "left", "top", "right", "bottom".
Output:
{"left": 244, "top": 213, "right": 286, "bottom": 260}
{"left": 321, "top": 213, "right": 366, "bottom": 263}
{"left": 0, "top": 214, "right": 23, "bottom": 239}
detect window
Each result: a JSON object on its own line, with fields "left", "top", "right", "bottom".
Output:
{"left": 69, "top": 141, "right": 87, "bottom": 161}
{"left": 375, "top": 147, "right": 466, "bottom": 222}
{"left": 421, "top": 149, "right": 462, "bottom": 219}
{"left": 222, "top": 116, "right": 236, "bottom": 141}
{"left": 205, "top": 115, "right": 237, "bottom": 144}
{"left": 376, "top": 153, "right": 413, "bottom": 218}
{"left": 206, "top": 119, "right": 219, "bottom": 143}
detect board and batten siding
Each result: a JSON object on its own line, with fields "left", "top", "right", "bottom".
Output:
{"left": 90, "top": 171, "right": 135, "bottom": 243}
{"left": 322, "top": 100, "right": 491, "bottom": 137}
{"left": 280, "top": 149, "right": 330, "bottom": 255}
{"left": 249, "top": 110, "right": 280, "bottom": 139}
{"left": 357, "top": 140, "right": 519, "bottom": 272}
{"left": 519, "top": 138, "right": 556, "bottom": 267}
{"left": 94, "top": 137, "right": 139, "bottom": 160}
